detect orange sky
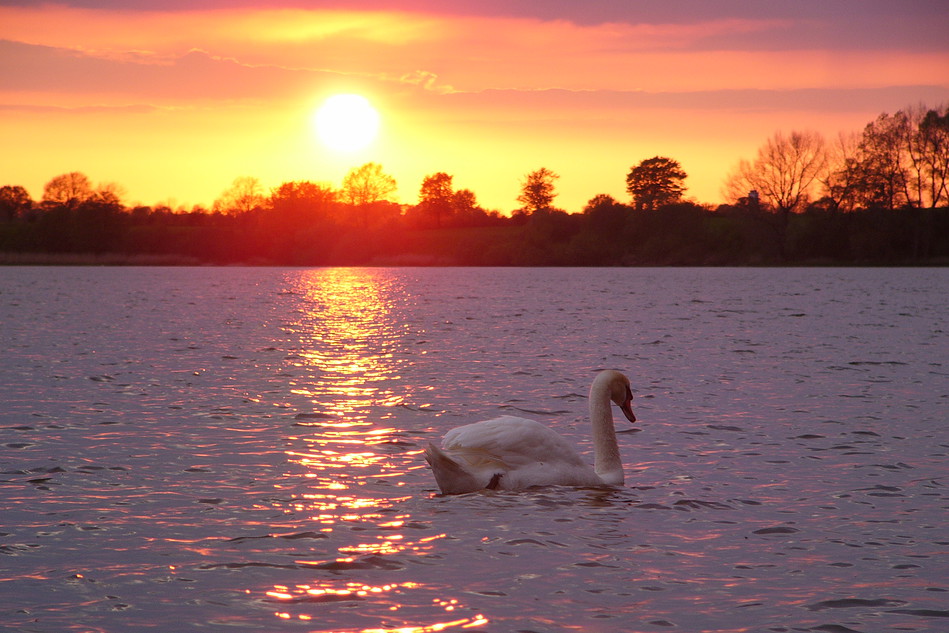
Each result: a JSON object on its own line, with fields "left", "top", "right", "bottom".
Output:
{"left": 1, "top": 1, "right": 947, "bottom": 212}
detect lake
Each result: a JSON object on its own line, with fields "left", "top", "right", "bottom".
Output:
{"left": 1, "top": 266, "right": 947, "bottom": 633}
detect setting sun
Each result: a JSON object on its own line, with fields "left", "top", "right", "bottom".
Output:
{"left": 0, "top": 2, "right": 945, "bottom": 215}
{"left": 313, "top": 94, "right": 381, "bottom": 152}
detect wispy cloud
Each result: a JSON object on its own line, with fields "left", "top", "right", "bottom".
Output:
{"left": 0, "top": 102, "right": 158, "bottom": 114}
{"left": 3, "top": 4, "right": 944, "bottom": 97}
{"left": 0, "top": 39, "right": 357, "bottom": 102}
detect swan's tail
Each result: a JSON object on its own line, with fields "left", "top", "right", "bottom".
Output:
{"left": 424, "top": 443, "right": 484, "bottom": 495}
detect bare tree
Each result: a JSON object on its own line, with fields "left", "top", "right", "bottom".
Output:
{"left": 213, "top": 176, "right": 265, "bottom": 215}
{"left": 725, "top": 130, "right": 826, "bottom": 219}
{"left": 724, "top": 131, "right": 825, "bottom": 259}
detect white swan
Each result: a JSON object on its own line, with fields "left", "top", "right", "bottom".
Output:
{"left": 424, "top": 370, "right": 636, "bottom": 494}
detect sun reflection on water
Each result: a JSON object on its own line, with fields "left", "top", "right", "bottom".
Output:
{"left": 266, "top": 577, "right": 488, "bottom": 632}
{"left": 256, "top": 270, "right": 484, "bottom": 631}
{"left": 282, "top": 268, "right": 413, "bottom": 420}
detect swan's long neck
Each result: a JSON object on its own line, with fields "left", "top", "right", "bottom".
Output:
{"left": 590, "top": 378, "right": 623, "bottom": 486}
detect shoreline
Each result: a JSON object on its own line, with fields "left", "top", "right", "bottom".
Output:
{"left": 2, "top": 251, "right": 947, "bottom": 267}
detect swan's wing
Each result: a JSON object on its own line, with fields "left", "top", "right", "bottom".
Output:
{"left": 436, "top": 416, "right": 604, "bottom": 491}
{"left": 424, "top": 444, "right": 485, "bottom": 495}
{"left": 442, "top": 415, "right": 587, "bottom": 469}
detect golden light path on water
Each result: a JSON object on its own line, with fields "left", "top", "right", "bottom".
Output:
{"left": 286, "top": 268, "right": 407, "bottom": 417}
{"left": 261, "top": 268, "right": 487, "bottom": 632}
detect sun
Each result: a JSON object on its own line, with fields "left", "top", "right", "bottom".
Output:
{"left": 313, "top": 94, "right": 380, "bottom": 152}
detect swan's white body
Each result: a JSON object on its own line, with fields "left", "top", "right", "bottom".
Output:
{"left": 424, "top": 370, "right": 636, "bottom": 494}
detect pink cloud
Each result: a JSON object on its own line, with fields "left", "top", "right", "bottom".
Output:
{"left": 0, "top": 40, "right": 358, "bottom": 103}
{"left": 4, "top": 4, "right": 943, "bottom": 97}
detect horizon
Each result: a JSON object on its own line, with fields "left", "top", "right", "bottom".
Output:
{"left": 1, "top": 1, "right": 947, "bottom": 212}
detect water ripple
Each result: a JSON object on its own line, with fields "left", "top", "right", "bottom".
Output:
{"left": 1, "top": 266, "right": 947, "bottom": 632}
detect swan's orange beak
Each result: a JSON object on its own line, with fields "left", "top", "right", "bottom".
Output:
{"left": 620, "top": 386, "right": 636, "bottom": 423}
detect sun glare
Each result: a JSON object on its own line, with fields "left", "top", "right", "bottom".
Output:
{"left": 314, "top": 94, "right": 380, "bottom": 152}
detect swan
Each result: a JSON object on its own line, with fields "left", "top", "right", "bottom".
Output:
{"left": 424, "top": 370, "right": 636, "bottom": 494}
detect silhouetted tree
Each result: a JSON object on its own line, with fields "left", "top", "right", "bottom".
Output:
{"left": 270, "top": 181, "right": 338, "bottom": 222}
{"left": 519, "top": 208, "right": 579, "bottom": 264}
{"left": 245, "top": 180, "right": 342, "bottom": 263}
{"left": 6, "top": 100, "right": 948, "bottom": 266}
{"left": 341, "top": 162, "right": 397, "bottom": 228}
{"left": 569, "top": 194, "right": 633, "bottom": 264}
{"left": 71, "top": 198, "right": 126, "bottom": 253}
{"left": 266, "top": 180, "right": 339, "bottom": 231}
{"left": 833, "top": 105, "right": 949, "bottom": 211}
{"left": 725, "top": 130, "right": 826, "bottom": 257}
{"left": 725, "top": 131, "right": 826, "bottom": 217}
{"left": 852, "top": 112, "right": 910, "bottom": 209}
{"left": 341, "top": 163, "right": 397, "bottom": 207}
{"left": 516, "top": 167, "right": 559, "bottom": 214}
{"left": 213, "top": 176, "right": 265, "bottom": 215}
{"left": 820, "top": 132, "right": 863, "bottom": 212}
{"left": 42, "top": 172, "right": 94, "bottom": 208}
{"left": 0, "top": 185, "right": 32, "bottom": 221}
{"left": 625, "top": 157, "right": 687, "bottom": 210}
{"left": 582, "top": 194, "right": 629, "bottom": 234}
{"left": 451, "top": 188, "right": 490, "bottom": 226}
{"left": 95, "top": 182, "right": 126, "bottom": 206}
{"left": 417, "top": 172, "right": 454, "bottom": 227}
{"left": 905, "top": 104, "right": 949, "bottom": 208}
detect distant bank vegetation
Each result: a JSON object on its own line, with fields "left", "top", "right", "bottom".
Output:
{"left": 1, "top": 103, "right": 947, "bottom": 266}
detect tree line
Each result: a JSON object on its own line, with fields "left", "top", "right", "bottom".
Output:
{"left": 1, "top": 103, "right": 946, "bottom": 266}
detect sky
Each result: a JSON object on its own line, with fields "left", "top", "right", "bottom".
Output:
{"left": 1, "top": 0, "right": 948, "bottom": 212}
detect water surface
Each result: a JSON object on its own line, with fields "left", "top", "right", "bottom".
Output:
{"left": 2, "top": 267, "right": 947, "bottom": 632}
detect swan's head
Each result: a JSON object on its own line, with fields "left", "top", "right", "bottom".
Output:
{"left": 599, "top": 370, "right": 636, "bottom": 423}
